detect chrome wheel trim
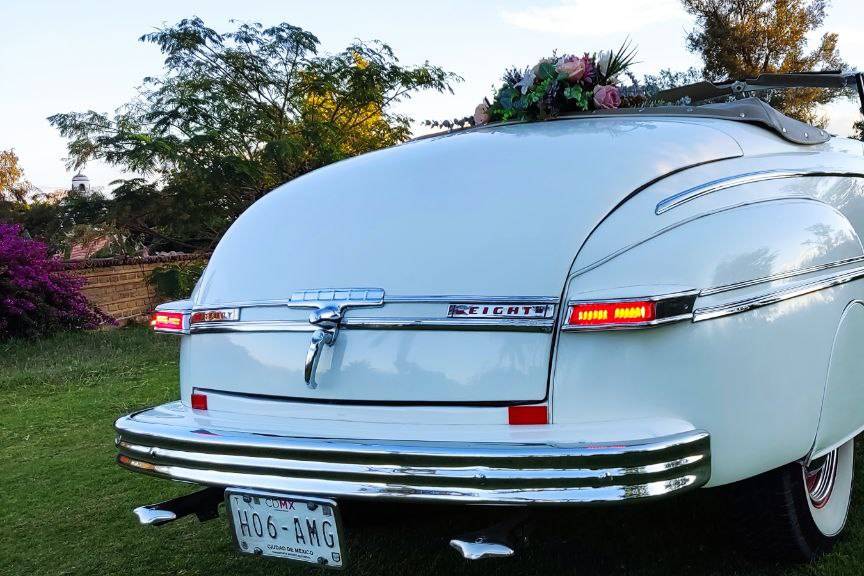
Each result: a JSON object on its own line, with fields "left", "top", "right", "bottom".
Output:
{"left": 803, "top": 438, "right": 855, "bottom": 537}
{"left": 805, "top": 450, "right": 838, "bottom": 509}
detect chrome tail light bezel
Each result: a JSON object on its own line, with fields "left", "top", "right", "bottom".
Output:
{"left": 562, "top": 291, "right": 698, "bottom": 331}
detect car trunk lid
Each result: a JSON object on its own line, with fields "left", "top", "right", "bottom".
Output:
{"left": 186, "top": 118, "right": 742, "bottom": 403}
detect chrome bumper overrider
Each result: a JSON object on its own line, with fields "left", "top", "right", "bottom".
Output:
{"left": 115, "top": 410, "right": 711, "bottom": 505}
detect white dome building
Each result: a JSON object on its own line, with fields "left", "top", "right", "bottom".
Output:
{"left": 71, "top": 172, "right": 90, "bottom": 192}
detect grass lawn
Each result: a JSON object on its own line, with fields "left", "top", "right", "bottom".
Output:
{"left": 1, "top": 326, "right": 863, "bottom": 576}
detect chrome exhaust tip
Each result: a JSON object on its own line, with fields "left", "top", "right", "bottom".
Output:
{"left": 133, "top": 506, "right": 177, "bottom": 526}
{"left": 131, "top": 487, "right": 224, "bottom": 526}
{"left": 449, "top": 537, "right": 515, "bottom": 560}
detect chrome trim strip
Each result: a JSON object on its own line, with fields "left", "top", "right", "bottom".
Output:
{"left": 190, "top": 321, "right": 316, "bottom": 334}
{"left": 118, "top": 462, "right": 704, "bottom": 505}
{"left": 571, "top": 197, "right": 811, "bottom": 279}
{"left": 694, "top": 265, "right": 864, "bottom": 322}
{"left": 384, "top": 295, "right": 561, "bottom": 304}
{"left": 119, "top": 441, "right": 705, "bottom": 482}
{"left": 560, "top": 313, "right": 693, "bottom": 332}
{"left": 342, "top": 317, "right": 555, "bottom": 332}
{"left": 567, "top": 290, "right": 698, "bottom": 304}
{"left": 699, "top": 256, "right": 864, "bottom": 296}
{"left": 656, "top": 170, "right": 864, "bottom": 215}
{"left": 192, "top": 295, "right": 560, "bottom": 310}
{"left": 117, "top": 412, "right": 708, "bottom": 458}
{"left": 115, "top": 412, "right": 711, "bottom": 505}
{"left": 186, "top": 294, "right": 561, "bottom": 334}
{"left": 153, "top": 327, "right": 190, "bottom": 335}
{"left": 191, "top": 317, "right": 555, "bottom": 334}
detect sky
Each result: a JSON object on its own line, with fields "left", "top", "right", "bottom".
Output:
{"left": 1, "top": 0, "right": 862, "bottom": 192}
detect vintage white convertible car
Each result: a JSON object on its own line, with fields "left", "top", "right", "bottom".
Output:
{"left": 117, "top": 73, "right": 864, "bottom": 566}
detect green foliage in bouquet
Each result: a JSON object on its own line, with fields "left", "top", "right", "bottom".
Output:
{"left": 481, "top": 40, "right": 639, "bottom": 124}
{"left": 424, "top": 40, "right": 641, "bottom": 131}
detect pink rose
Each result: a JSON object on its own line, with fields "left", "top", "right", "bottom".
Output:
{"left": 556, "top": 56, "right": 585, "bottom": 82}
{"left": 580, "top": 53, "right": 595, "bottom": 83}
{"left": 593, "top": 85, "right": 621, "bottom": 109}
{"left": 473, "top": 101, "right": 490, "bottom": 125}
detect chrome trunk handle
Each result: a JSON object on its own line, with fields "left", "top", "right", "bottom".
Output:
{"left": 304, "top": 330, "right": 335, "bottom": 389}
{"left": 304, "top": 305, "right": 341, "bottom": 389}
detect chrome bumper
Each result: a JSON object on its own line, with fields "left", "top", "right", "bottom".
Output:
{"left": 115, "top": 409, "right": 711, "bottom": 505}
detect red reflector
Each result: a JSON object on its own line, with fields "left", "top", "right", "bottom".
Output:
{"left": 568, "top": 300, "right": 656, "bottom": 327}
{"left": 508, "top": 405, "right": 548, "bottom": 425}
{"left": 151, "top": 311, "right": 184, "bottom": 332}
{"left": 191, "top": 390, "right": 208, "bottom": 410}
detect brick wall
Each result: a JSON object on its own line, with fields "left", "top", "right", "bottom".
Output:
{"left": 64, "top": 254, "right": 209, "bottom": 322}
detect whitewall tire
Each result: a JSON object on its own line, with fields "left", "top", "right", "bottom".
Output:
{"left": 804, "top": 438, "right": 855, "bottom": 538}
{"left": 733, "top": 437, "right": 855, "bottom": 562}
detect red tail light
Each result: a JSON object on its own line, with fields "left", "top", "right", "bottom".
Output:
{"left": 567, "top": 300, "right": 656, "bottom": 328}
{"left": 508, "top": 405, "right": 548, "bottom": 425}
{"left": 191, "top": 389, "right": 208, "bottom": 410}
{"left": 150, "top": 311, "right": 185, "bottom": 333}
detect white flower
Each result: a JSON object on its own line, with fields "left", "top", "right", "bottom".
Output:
{"left": 515, "top": 67, "right": 537, "bottom": 95}
{"left": 596, "top": 50, "right": 612, "bottom": 76}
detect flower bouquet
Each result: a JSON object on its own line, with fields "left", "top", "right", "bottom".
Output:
{"left": 426, "top": 40, "right": 641, "bottom": 130}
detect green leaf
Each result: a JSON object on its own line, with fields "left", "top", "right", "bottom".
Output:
{"left": 537, "top": 61, "right": 556, "bottom": 81}
{"left": 563, "top": 85, "right": 589, "bottom": 111}
{"left": 603, "top": 38, "right": 638, "bottom": 81}
{"left": 497, "top": 85, "right": 516, "bottom": 109}
{"left": 563, "top": 85, "right": 582, "bottom": 100}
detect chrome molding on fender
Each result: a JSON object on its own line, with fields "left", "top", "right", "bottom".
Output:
{"left": 699, "top": 256, "right": 864, "bottom": 296}
{"left": 693, "top": 264, "right": 864, "bottom": 322}
{"left": 559, "top": 260, "right": 864, "bottom": 332}
{"left": 655, "top": 169, "right": 864, "bottom": 215}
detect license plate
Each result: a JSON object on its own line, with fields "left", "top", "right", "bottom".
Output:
{"left": 225, "top": 489, "right": 345, "bottom": 569}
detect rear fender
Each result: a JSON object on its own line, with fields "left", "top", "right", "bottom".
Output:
{"left": 810, "top": 300, "right": 864, "bottom": 460}
{"left": 552, "top": 197, "right": 864, "bottom": 486}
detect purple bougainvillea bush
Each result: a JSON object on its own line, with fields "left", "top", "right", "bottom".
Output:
{"left": 0, "top": 223, "right": 111, "bottom": 339}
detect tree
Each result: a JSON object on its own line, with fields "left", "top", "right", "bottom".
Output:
{"left": 0, "top": 149, "right": 79, "bottom": 255}
{"left": 854, "top": 120, "right": 863, "bottom": 141}
{"left": 0, "top": 149, "right": 30, "bottom": 203}
{"left": 681, "top": 0, "right": 845, "bottom": 125}
{"left": 48, "top": 18, "right": 459, "bottom": 251}
{"left": 643, "top": 67, "right": 703, "bottom": 94}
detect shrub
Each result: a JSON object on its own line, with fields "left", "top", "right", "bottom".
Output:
{"left": 148, "top": 260, "right": 206, "bottom": 301}
{"left": 0, "top": 223, "right": 111, "bottom": 339}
